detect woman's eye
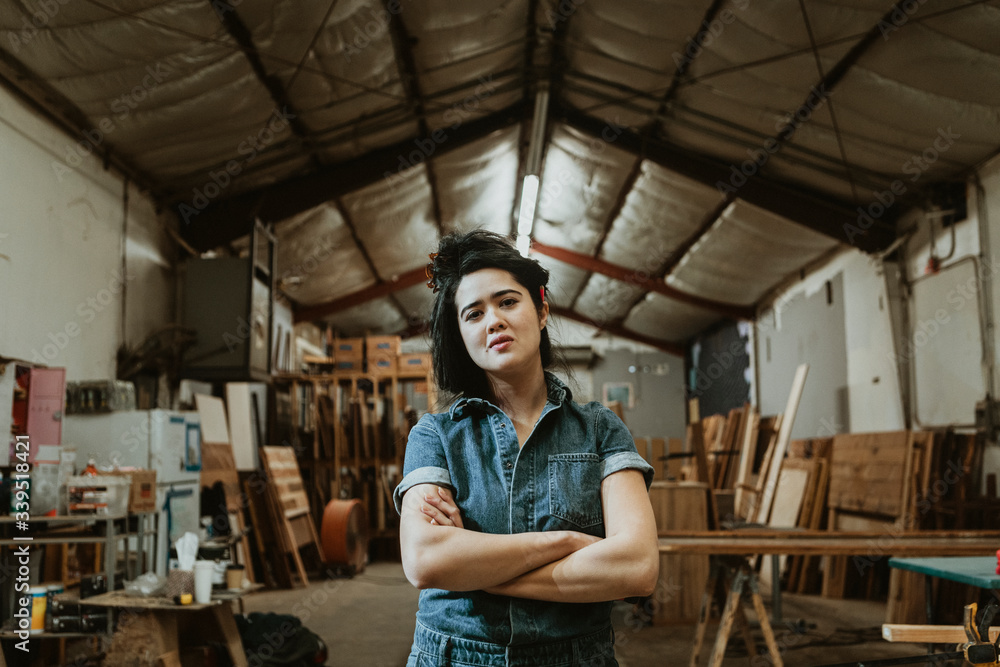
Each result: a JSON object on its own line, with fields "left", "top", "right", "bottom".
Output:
{"left": 500, "top": 298, "right": 517, "bottom": 307}
{"left": 466, "top": 311, "right": 481, "bottom": 321}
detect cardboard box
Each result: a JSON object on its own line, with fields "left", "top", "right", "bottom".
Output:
{"left": 398, "top": 352, "right": 432, "bottom": 374}
{"left": 333, "top": 337, "right": 365, "bottom": 358}
{"left": 107, "top": 469, "right": 158, "bottom": 513}
{"left": 366, "top": 336, "right": 401, "bottom": 374}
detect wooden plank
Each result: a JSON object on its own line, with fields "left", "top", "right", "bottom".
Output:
{"left": 828, "top": 431, "right": 911, "bottom": 516}
{"left": 759, "top": 466, "right": 810, "bottom": 590}
{"left": 650, "top": 437, "right": 666, "bottom": 480}
{"left": 657, "top": 530, "right": 1000, "bottom": 555}
{"left": 882, "top": 624, "right": 1000, "bottom": 643}
{"left": 635, "top": 436, "right": 651, "bottom": 468}
{"left": 755, "top": 364, "right": 809, "bottom": 526}
{"left": 732, "top": 410, "right": 760, "bottom": 517}
{"left": 687, "top": 422, "right": 719, "bottom": 530}
{"left": 225, "top": 383, "right": 259, "bottom": 470}
{"left": 666, "top": 437, "right": 685, "bottom": 480}
{"left": 795, "top": 459, "right": 830, "bottom": 594}
{"left": 195, "top": 394, "right": 231, "bottom": 445}
{"left": 243, "top": 479, "right": 284, "bottom": 588}
{"left": 723, "top": 405, "right": 750, "bottom": 490}
{"left": 648, "top": 482, "right": 710, "bottom": 624}
{"left": 886, "top": 568, "right": 926, "bottom": 625}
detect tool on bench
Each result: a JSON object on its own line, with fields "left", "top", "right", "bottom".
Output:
{"left": 963, "top": 600, "right": 1000, "bottom": 665}
{"left": 818, "top": 600, "right": 1000, "bottom": 667}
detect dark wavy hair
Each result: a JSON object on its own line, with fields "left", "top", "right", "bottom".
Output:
{"left": 427, "top": 230, "right": 553, "bottom": 402}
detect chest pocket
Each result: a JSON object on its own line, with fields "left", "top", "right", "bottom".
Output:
{"left": 548, "top": 453, "right": 603, "bottom": 529}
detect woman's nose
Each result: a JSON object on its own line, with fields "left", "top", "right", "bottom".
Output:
{"left": 486, "top": 308, "right": 506, "bottom": 332}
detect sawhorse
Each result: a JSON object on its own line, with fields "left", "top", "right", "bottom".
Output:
{"left": 689, "top": 556, "right": 784, "bottom": 667}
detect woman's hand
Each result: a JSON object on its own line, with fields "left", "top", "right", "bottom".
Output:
{"left": 420, "top": 486, "right": 464, "bottom": 529}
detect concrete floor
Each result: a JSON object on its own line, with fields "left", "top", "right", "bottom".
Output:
{"left": 242, "top": 561, "right": 947, "bottom": 667}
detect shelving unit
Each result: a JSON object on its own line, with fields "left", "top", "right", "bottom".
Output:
{"left": 0, "top": 513, "right": 158, "bottom": 645}
{"left": 272, "top": 368, "right": 436, "bottom": 547}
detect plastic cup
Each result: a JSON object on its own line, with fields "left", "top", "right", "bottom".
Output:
{"left": 193, "top": 560, "right": 215, "bottom": 604}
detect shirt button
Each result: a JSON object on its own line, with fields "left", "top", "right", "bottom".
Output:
{"left": 499, "top": 423, "right": 506, "bottom": 428}
{"left": 505, "top": 462, "right": 513, "bottom": 469}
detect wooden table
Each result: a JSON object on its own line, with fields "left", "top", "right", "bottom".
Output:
{"left": 660, "top": 530, "right": 1000, "bottom": 667}
{"left": 81, "top": 589, "right": 255, "bottom": 666}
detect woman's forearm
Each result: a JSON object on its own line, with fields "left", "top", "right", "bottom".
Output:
{"left": 485, "top": 470, "right": 660, "bottom": 603}
{"left": 399, "top": 484, "right": 598, "bottom": 591}
{"left": 401, "top": 522, "right": 586, "bottom": 591}
{"left": 482, "top": 532, "right": 659, "bottom": 603}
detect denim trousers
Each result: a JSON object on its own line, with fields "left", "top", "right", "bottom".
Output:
{"left": 405, "top": 621, "right": 619, "bottom": 667}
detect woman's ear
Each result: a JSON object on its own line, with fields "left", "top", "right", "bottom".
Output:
{"left": 539, "top": 300, "right": 549, "bottom": 330}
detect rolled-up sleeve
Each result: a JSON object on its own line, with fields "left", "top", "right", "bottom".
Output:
{"left": 393, "top": 415, "right": 454, "bottom": 514}
{"left": 595, "top": 406, "right": 654, "bottom": 489}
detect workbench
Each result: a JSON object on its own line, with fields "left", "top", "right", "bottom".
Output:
{"left": 888, "top": 556, "right": 1000, "bottom": 626}
{"left": 80, "top": 588, "right": 259, "bottom": 666}
{"left": 658, "top": 530, "right": 1000, "bottom": 667}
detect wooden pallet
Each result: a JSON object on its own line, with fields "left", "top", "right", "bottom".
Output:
{"left": 260, "top": 446, "right": 326, "bottom": 587}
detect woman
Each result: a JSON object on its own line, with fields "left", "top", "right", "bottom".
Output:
{"left": 393, "top": 230, "right": 658, "bottom": 666}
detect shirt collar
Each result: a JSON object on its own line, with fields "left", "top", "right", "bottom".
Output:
{"left": 448, "top": 372, "right": 571, "bottom": 420}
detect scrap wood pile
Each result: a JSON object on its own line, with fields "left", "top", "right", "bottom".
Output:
{"left": 679, "top": 411, "right": 993, "bottom": 601}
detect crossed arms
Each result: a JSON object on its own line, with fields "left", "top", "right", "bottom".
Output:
{"left": 398, "top": 469, "right": 659, "bottom": 603}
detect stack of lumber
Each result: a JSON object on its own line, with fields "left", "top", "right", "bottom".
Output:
{"left": 817, "top": 428, "right": 996, "bottom": 625}
{"left": 645, "top": 481, "right": 710, "bottom": 625}
{"left": 634, "top": 436, "right": 685, "bottom": 482}
{"left": 760, "top": 437, "right": 832, "bottom": 594}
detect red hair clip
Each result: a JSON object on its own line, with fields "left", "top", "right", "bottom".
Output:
{"left": 425, "top": 253, "right": 439, "bottom": 292}
{"left": 540, "top": 286, "right": 545, "bottom": 302}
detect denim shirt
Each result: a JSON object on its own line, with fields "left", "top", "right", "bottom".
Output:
{"left": 393, "top": 373, "right": 653, "bottom": 646}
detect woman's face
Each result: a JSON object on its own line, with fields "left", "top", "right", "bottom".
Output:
{"left": 454, "top": 268, "right": 548, "bottom": 379}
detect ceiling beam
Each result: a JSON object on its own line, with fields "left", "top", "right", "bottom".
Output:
{"left": 555, "top": 101, "right": 896, "bottom": 253}
{"left": 532, "top": 240, "right": 754, "bottom": 320}
{"left": 382, "top": 0, "right": 445, "bottom": 238}
{"left": 330, "top": 197, "right": 414, "bottom": 327}
{"left": 180, "top": 99, "right": 528, "bottom": 251}
{"left": 294, "top": 266, "right": 428, "bottom": 324}
{"left": 548, "top": 305, "right": 685, "bottom": 357}
{"left": 211, "top": 0, "right": 321, "bottom": 168}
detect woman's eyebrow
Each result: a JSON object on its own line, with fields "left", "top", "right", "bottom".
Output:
{"left": 459, "top": 288, "right": 523, "bottom": 318}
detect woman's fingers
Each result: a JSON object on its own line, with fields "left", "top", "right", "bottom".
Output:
{"left": 428, "top": 489, "right": 464, "bottom": 529}
{"left": 423, "top": 490, "right": 464, "bottom": 529}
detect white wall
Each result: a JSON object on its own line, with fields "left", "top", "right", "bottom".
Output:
{"left": 0, "top": 84, "right": 177, "bottom": 380}
{"left": 759, "top": 158, "right": 1000, "bottom": 438}
{"left": 757, "top": 248, "right": 907, "bottom": 434}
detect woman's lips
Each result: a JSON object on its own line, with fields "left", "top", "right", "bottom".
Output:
{"left": 489, "top": 335, "right": 513, "bottom": 351}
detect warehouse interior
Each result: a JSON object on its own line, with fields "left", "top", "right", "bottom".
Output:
{"left": 2, "top": 0, "right": 1000, "bottom": 665}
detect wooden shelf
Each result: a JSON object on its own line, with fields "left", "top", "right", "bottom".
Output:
{"left": 271, "top": 367, "right": 435, "bottom": 557}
